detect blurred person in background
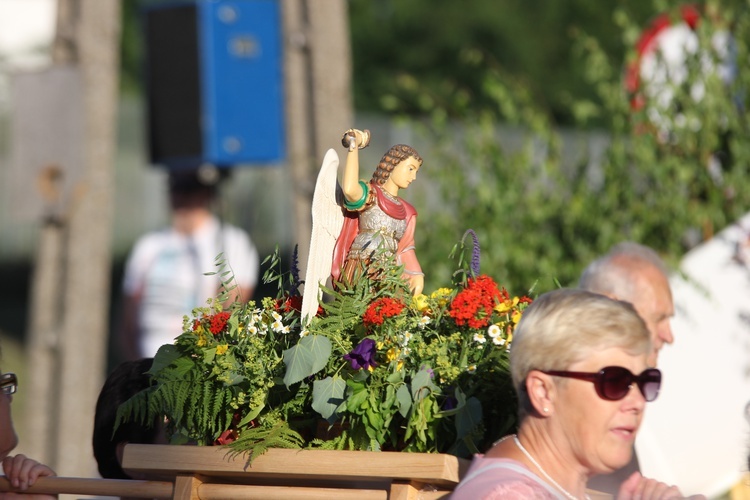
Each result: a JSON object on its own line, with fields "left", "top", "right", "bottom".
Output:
{"left": 451, "top": 289, "right": 699, "bottom": 499}
{"left": 119, "top": 167, "right": 259, "bottom": 359}
{"left": 579, "top": 242, "right": 674, "bottom": 493}
{"left": 0, "top": 363, "right": 57, "bottom": 499}
{"left": 579, "top": 242, "right": 674, "bottom": 368}
{"left": 92, "top": 358, "right": 165, "bottom": 482}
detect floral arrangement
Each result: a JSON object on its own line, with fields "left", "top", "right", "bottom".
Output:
{"left": 117, "top": 231, "right": 532, "bottom": 459}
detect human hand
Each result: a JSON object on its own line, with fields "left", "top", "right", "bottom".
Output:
{"left": 0, "top": 454, "right": 57, "bottom": 499}
{"left": 408, "top": 274, "right": 424, "bottom": 297}
{"left": 617, "top": 471, "right": 704, "bottom": 499}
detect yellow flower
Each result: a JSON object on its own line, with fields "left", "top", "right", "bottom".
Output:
{"left": 196, "top": 334, "right": 207, "bottom": 347}
{"left": 495, "top": 296, "right": 519, "bottom": 314}
{"left": 412, "top": 293, "right": 429, "bottom": 312}
{"left": 431, "top": 287, "right": 453, "bottom": 306}
{"left": 216, "top": 344, "right": 228, "bottom": 355}
{"left": 511, "top": 310, "right": 522, "bottom": 324}
{"left": 386, "top": 347, "right": 399, "bottom": 362}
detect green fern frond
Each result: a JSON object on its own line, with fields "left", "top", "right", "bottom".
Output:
{"left": 114, "top": 387, "right": 152, "bottom": 435}
{"left": 224, "top": 421, "right": 304, "bottom": 465}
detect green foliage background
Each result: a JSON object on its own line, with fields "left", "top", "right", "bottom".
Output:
{"left": 389, "top": 0, "right": 750, "bottom": 294}
{"left": 119, "top": 0, "right": 750, "bottom": 294}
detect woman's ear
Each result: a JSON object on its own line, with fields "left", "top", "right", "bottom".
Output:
{"left": 525, "top": 370, "right": 555, "bottom": 416}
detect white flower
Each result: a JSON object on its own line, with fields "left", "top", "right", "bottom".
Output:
{"left": 401, "top": 347, "right": 412, "bottom": 357}
{"left": 281, "top": 324, "right": 291, "bottom": 334}
{"left": 487, "top": 324, "right": 501, "bottom": 338}
{"left": 418, "top": 316, "right": 432, "bottom": 329}
{"left": 473, "top": 333, "right": 486, "bottom": 344}
{"left": 272, "top": 320, "right": 285, "bottom": 333}
{"left": 467, "top": 364, "right": 477, "bottom": 374}
{"left": 299, "top": 329, "right": 309, "bottom": 338}
{"left": 400, "top": 331, "right": 413, "bottom": 345}
{"left": 248, "top": 325, "right": 258, "bottom": 335}
{"left": 493, "top": 337, "right": 506, "bottom": 346}
{"left": 271, "top": 311, "right": 282, "bottom": 322}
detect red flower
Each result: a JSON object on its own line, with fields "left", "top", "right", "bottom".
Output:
{"left": 208, "top": 311, "right": 231, "bottom": 335}
{"left": 363, "top": 297, "right": 406, "bottom": 327}
{"left": 213, "top": 412, "right": 246, "bottom": 445}
{"left": 284, "top": 295, "right": 303, "bottom": 313}
{"left": 448, "top": 275, "right": 503, "bottom": 329}
{"left": 214, "top": 428, "right": 238, "bottom": 445}
{"left": 192, "top": 319, "right": 201, "bottom": 331}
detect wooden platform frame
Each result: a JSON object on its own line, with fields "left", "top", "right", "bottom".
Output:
{"left": 121, "top": 444, "right": 470, "bottom": 499}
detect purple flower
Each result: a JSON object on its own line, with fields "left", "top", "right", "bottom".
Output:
{"left": 344, "top": 338, "right": 378, "bottom": 371}
{"left": 462, "top": 229, "right": 481, "bottom": 277}
{"left": 290, "top": 244, "right": 302, "bottom": 290}
{"left": 442, "top": 396, "right": 458, "bottom": 411}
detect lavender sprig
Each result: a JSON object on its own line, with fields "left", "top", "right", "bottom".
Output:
{"left": 462, "top": 229, "right": 481, "bottom": 277}
{"left": 290, "top": 244, "right": 302, "bottom": 294}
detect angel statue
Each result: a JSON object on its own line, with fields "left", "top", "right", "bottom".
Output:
{"left": 300, "top": 128, "right": 424, "bottom": 322}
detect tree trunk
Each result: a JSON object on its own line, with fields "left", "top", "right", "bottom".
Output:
{"left": 282, "top": 0, "right": 352, "bottom": 276}
{"left": 24, "top": 0, "right": 121, "bottom": 480}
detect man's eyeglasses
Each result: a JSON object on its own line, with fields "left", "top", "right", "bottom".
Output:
{"left": 0, "top": 373, "right": 17, "bottom": 395}
{"left": 541, "top": 366, "right": 661, "bottom": 402}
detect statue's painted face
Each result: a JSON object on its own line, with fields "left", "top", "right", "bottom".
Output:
{"left": 386, "top": 156, "right": 421, "bottom": 191}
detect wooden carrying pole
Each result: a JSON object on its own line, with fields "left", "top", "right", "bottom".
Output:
{"left": 0, "top": 477, "right": 174, "bottom": 499}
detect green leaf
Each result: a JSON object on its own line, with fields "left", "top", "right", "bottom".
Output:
{"left": 238, "top": 403, "right": 265, "bottom": 428}
{"left": 281, "top": 334, "right": 332, "bottom": 387}
{"left": 312, "top": 376, "right": 346, "bottom": 422}
{"left": 346, "top": 386, "right": 369, "bottom": 413}
{"left": 204, "top": 348, "right": 216, "bottom": 364}
{"left": 456, "top": 396, "right": 483, "bottom": 440}
{"left": 281, "top": 342, "right": 314, "bottom": 388}
{"left": 300, "top": 334, "right": 332, "bottom": 375}
{"left": 411, "top": 368, "right": 438, "bottom": 402}
{"left": 396, "top": 384, "right": 412, "bottom": 418}
{"left": 149, "top": 344, "right": 183, "bottom": 374}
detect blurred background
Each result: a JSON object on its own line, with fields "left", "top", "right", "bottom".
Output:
{"left": 0, "top": 0, "right": 748, "bottom": 497}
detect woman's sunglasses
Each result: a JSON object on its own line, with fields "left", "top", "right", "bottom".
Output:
{"left": 541, "top": 366, "right": 661, "bottom": 402}
{"left": 0, "top": 373, "right": 17, "bottom": 395}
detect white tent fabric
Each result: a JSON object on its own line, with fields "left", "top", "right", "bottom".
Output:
{"left": 637, "top": 212, "right": 750, "bottom": 497}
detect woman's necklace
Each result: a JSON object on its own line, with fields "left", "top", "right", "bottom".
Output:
{"left": 513, "top": 435, "right": 589, "bottom": 500}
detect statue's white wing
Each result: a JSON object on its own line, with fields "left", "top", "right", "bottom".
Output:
{"left": 301, "top": 148, "right": 344, "bottom": 325}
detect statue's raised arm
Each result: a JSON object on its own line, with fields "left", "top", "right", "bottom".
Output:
{"left": 332, "top": 129, "right": 424, "bottom": 296}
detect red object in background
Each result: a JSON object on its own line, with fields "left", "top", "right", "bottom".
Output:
{"left": 626, "top": 4, "right": 702, "bottom": 111}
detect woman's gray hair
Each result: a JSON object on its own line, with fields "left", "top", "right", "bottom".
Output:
{"left": 510, "top": 288, "right": 650, "bottom": 419}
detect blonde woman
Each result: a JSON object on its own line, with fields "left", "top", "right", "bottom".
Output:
{"left": 452, "top": 289, "right": 703, "bottom": 499}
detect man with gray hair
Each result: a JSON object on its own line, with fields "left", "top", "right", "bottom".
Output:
{"left": 580, "top": 242, "right": 675, "bottom": 494}
{"left": 579, "top": 242, "right": 675, "bottom": 367}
